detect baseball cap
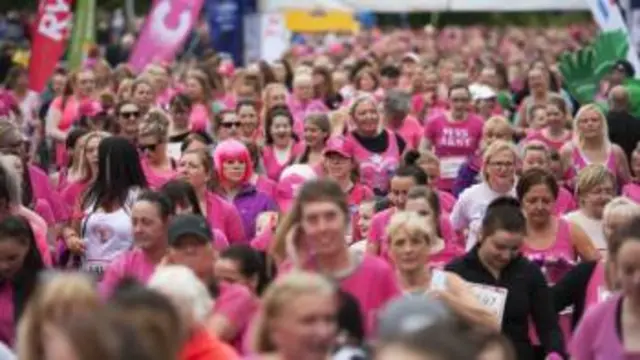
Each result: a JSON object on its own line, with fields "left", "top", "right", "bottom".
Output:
{"left": 275, "top": 164, "right": 318, "bottom": 212}
{"left": 469, "top": 84, "right": 497, "bottom": 101}
{"left": 401, "top": 52, "right": 420, "bottom": 64}
{"left": 323, "top": 136, "right": 351, "bottom": 158}
{"left": 376, "top": 294, "right": 453, "bottom": 342}
{"left": 613, "top": 59, "right": 635, "bottom": 77}
{"left": 168, "top": 214, "right": 212, "bottom": 247}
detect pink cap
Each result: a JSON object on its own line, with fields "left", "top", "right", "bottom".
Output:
{"left": 323, "top": 136, "right": 351, "bottom": 158}
{"left": 275, "top": 164, "right": 318, "bottom": 212}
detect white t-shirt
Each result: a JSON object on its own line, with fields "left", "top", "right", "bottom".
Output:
{"left": 450, "top": 182, "right": 516, "bottom": 250}
{"left": 564, "top": 209, "right": 606, "bottom": 253}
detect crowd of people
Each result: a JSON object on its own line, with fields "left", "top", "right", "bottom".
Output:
{"left": 0, "top": 19, "right": 640, "bottom": 360}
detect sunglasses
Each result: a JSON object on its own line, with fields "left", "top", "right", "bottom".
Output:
{"left": 221, "top": 121, "right": 241, "bottom": 129}
{"left": 139, "top": 143, "right": 158, "bottom": 152}
{"left": 120, "top": 111, "right": 140, "bottom": 119}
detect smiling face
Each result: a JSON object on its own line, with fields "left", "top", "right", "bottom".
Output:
{"left": 237, "top": 104, "right": 259, "bottom": 139}
{"left": 389, "top": 227, "right": 431, "bottom": 272}
{"left": 300, "top": 201, "right": 348, "bottom": 258}
{"left": 352, "top": 99, "right": 379, "bottom": 136}
{"left": 269, "top": 115, "right": 293, "bottom": 146}
{"left": 485, "top": 149, "right": 516, "bottom": 191}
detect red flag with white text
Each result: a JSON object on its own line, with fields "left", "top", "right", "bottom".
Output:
{"left": 28, "top": 0, "right": 73, "bottom": 92}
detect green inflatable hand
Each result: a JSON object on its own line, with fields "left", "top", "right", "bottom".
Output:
{"left": 559, "top": 47, "right": 597, "bottom": 105}
{"left": 623, "top": 78, "right": 640, "bottom": 118}
{"left": 593, "top": 30, "right": 629, "bottom": 80}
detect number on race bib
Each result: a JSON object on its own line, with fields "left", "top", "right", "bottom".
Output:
{"left": 469, "top": 283, "right": 508, "bottom": 326}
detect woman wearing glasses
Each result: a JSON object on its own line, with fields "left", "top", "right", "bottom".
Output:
{"left": 138, "top": 111, "right": 176, "bottom": 189}
{"left": 451, "top": 140, "right": 519, "bottom": 250}
{"left": 115, "top": 100, "right": 141, "bottom": 144}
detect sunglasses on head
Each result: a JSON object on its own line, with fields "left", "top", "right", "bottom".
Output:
{"left": 139, "top": 143, "right": 158, "bottom": 152}
{"left": 120, "top": 111, "right": 140, "bottom": 118}
{"left": 221, "top": 121, "right": 241, "bottom": 129}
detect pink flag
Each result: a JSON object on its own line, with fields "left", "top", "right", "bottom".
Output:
{"left": 128, "top": 0, "right": 204, "bottom": 73}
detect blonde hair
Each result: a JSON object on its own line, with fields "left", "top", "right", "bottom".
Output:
{"left": 575, "top": 164, "right": 616, "bottom": 200}
{"left": 603, "top": 197, "right": 640, "bottom": 225}
{"left": 117, "top": 78, "right": 134, "bottom": 102}
{"left": 386, "top": 211, "right": 435, "bottom": 246}
{"left": 148, "top": 265, "right": 213, "bottom": 324}
{"left": 139, "top": 110, "right": 170, "bottom": 141}
{"left": 484, "top": 116, "right": 512, "bottom": 136}
{"left": 482, "top": 140, "right": 519, "bottom": 180}
{"left": 521, "top": 141, "right": 550, "bottom": 161}
{"left": 68, "top": 131, "right": 110, "bottom": 183}
{"left": 293, "top": 73, "right": 313, "bottom": 87}
{"left": 572, "top": 104, "right": 609, "bottom": 147}
{"left": 251, "top": 271, "right": 336, "bottom": 353}
{"left": 17, "top": 273, "right": 100, "bottom": 360}
{"left": 262, "top": 83, "right": 288, "bottom": 120}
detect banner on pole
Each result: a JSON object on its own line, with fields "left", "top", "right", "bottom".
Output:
{"left": 28, "top": 0, "right": 73, "bottom": 92}
{"left": 129, "top": 0, "right": 204, "bottom": 73}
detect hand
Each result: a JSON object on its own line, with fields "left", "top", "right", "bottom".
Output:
{"left": 558, "top": 48, "right": 597, "bottom": 105}
{"left": 66, "top": 234, "right": 85, "bottom": 254}
{"left": 593, "top": 30, "right": 629, "bottom": 80}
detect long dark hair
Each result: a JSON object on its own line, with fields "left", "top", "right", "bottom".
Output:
{"left": 82, "top": 136, "right": 147, "bottom": 211}
{"left": 159, "top": 179, "right": 203, "bottom": 215}
{"left": 264, "top": 105, "right": 297, "bottom": 146}
{"left": 0, "top": 215, "right": 45, "bottom": 321}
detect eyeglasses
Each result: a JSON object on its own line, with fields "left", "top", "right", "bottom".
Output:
{"left": 221, "top": 121, "right": 241, "bottom": 129}
{"left": 139, "top": 143, "right": 158, "bottom": 152}
{"left": 120, "top": 111, "right": 140, "bottom": 119}
{"left": 488, "top": 161, "right": 514, "bottom": 169}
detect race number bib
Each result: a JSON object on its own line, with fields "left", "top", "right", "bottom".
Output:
{"left": 83, "top": 259, "right": 109, "bottom": 281}
{"left": 167, "top": 142, "right": 182, "bottom": 161}
{"left": 440, "top": 156, "right": 466, "bottom": 179}
{"left": 469, "top": 283, "right": 508, "bottom": 326}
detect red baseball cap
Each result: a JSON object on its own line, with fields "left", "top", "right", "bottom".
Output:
{"left": 323, "top": 136, "right": 351, "bottom": 158}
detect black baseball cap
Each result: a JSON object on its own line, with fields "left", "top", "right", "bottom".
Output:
{"left": 168, "top": 214, "right": 212, "bottom": 247}
{"left": 613, "top": 59, "right": 635, "bottom": 78}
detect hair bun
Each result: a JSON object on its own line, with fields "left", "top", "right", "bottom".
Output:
{"left": 403, "top": 149, "right": 421, "bottom": 166}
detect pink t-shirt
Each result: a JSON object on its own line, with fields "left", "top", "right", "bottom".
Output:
{"left": 287, "top": 97, "right": 329, "bottom": 137}
{"left": 438, "top": 190, "right": 456, "bottom": 214}
{"left": 555, "top": 187, "right": 577, "bottom": 215}
{"left": 346, "top": 130, "right": 401, "bottom": 194}
{"left": 212, "top": 282, "right": 259, "bottom": 352}
{"left": 571, "top": 294, "right": 640, "bottom": 359}
{"left": 50, "top": 96, "right": 82, "bottom": 168}
{"left": 623, "top": 182, "right": 640, "bottom": 203}
{"left": 205, "top": 191, "right": 246, "bottom": 244}
{"left": 423, "top": 113, "right": 484, "bottom": 191}
{"left": 250, "top": 232, "right": 273, "bottom": 252}
{"left": 99, "top": 248, "right": 157, "bottom": 298}
{"left": 140, "top": 158, "right": 176, "bottom": 190}
{"left": 254, "top": 175, "right": 277, "bottom": 198}
{"left": 29, "top": 165, "right": 68, "bottom": 223}
{"left": 190, "top": 103, "right": 210, "bottom": 132}
{"left": 61, "top": 180, "right": 89, "bottom": 211}
{"left": 0, "top": 283, "right": 14, "bottom": 346}
{"left": 389, "top": 115, "right": 423, "bottom": 150}
{"left": 261, "top": 142, "right": 304, "bottom": 182}
{"left": 16, "top": 206, "right": 52, "bottom": 266}
{"left": 339, "top": 255, "right": 400, "bottom": 335}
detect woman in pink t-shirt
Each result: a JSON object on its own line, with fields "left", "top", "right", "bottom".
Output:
{"left": 138, "top": 111, "right": 176, "bottom": 189}
{"left": 422, "top": 84, "right": 484, "bottom": 192}
{"left": 177, "top": 149, "right": 246, "bottom": 244}
{"left": 288, "top": 73, "right": 328, "bottom": 137}
{"left": 261, "top": 107, "right": 303, "bottom": 181}
{"left": 345, "top": 95, "right": 403, "bottom": 196}
{"left": 571, "top": 218, "right": 640, "bottom": 359}
{"left": 273, "top": 179, "right": 399, "bottom": 334}
{"left": 184, "top": 70, "right": 213, "bottom": 132}
{"left": 46, "top": 69, "right": 96, "bottom": 169}
{"left": 294, "top": 113, "right": 331, "bottom": 169}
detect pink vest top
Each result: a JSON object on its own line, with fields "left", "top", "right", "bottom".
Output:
{"left": 522, "top": 218, "right": 576, "bottom": 285}
{"left": 261, "top": 142, "right": 303, "bottom": 181}
{"left": 525, "top": 129, "right": 571, "bottom": 152}
{"left": 622, "top": 182, "right": 640, "bottom": 203}
{"left": 568, "top": 146, "right": 617, "bottom": 181}
{"left": 348, "top": 130, "right": 400, "bottom": 194}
